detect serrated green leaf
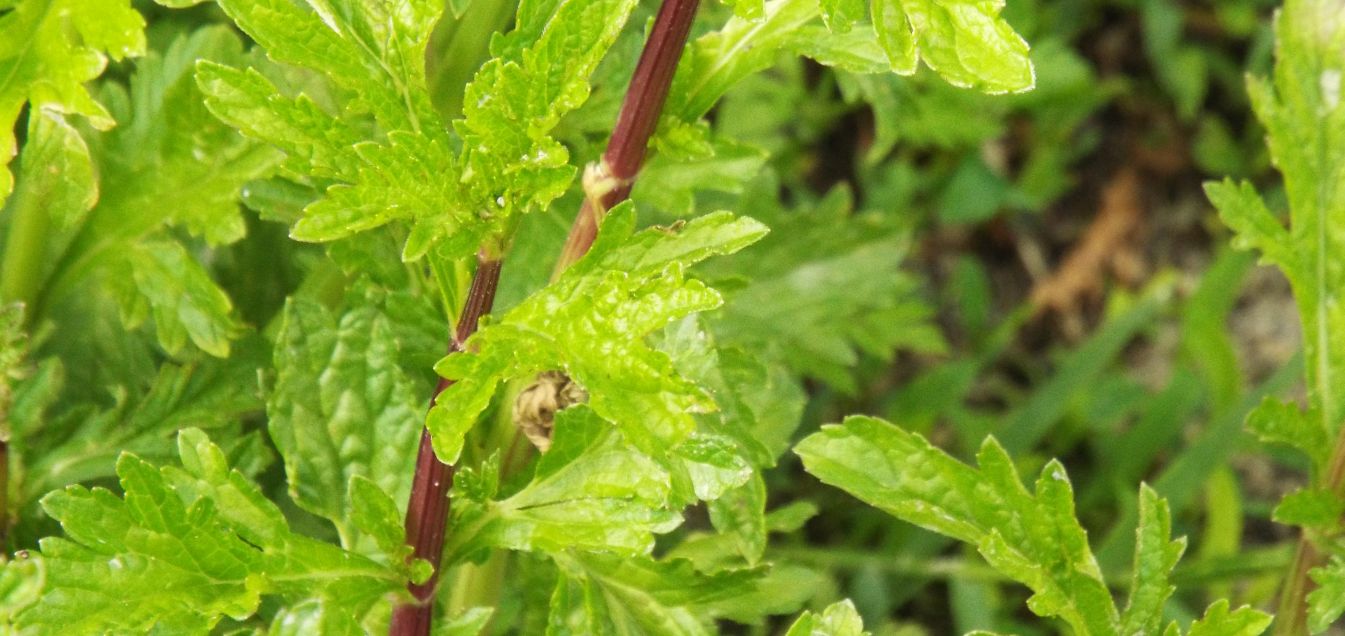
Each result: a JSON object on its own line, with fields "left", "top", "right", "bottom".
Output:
{"left": 550, "top": 552, "right": 763, "bottom": 636}
{"left": 634, "top": 134, "right": 769, "bottom": 217}
{"left": 871, "top": 0, "right": 916, "bottom": 74}
{"left": 656, "top": 316, "right": 804, "bottom": 500}
{"left": 0, "top": 555, "right": 44, "bottom": 626}
{"left": 193, "top": 61, "right": 366, "bottom": 183}
{"left": 205, "top": 0, "right": 636, "bottom": 260}
{"left": 708, "top": 473, "right": 768, "bottom": 564}
{"left": 797, "top": 416, "right": 1126, "bottom": 635}
{"left": 454, "top": 0, "right": 638, "bottom": 220}
{"left": 267, "top": 298, "right": 421, "bottom": 543}
{"left": 1204, "top": 7, "right": 1345, "bottom": 632}
{"left": 784, "top": 599, "right": 866, "bottom": 636}
{"left": 677, "top": 432, "right": 754, "bottom": 500}
{"left": 716, "top": 347, "right": 807, "bottom": 462}
{"left": 1244, "top": 397, "right": 1330, "bottom": 474}
{"left": 820, "top": 0, "right": 864, "bottom": 33}
{"left": 1273, "top": 488, "right": 1345, "bottom": 529}
{"left": 1206, "top": 180, "right": 1297, "bottom": 277}
{"left": 18, "top": 429, "right": 403, "bottom": 633}
{"left": 429, "top": 206, "right": 767, "bottom": 463}
{"left": 87, "top": 27, "right": 279, "bottom": 247}
{"left": 786, "top": 26, "right": 890, "bottom": 74}
{"left": 124, "top": 240, "right": 241, "bottom": 357}
{"left": 1120, "top": 485, "right": 1186, "bottom": 635}
{"left": 669, "top": 0, "right": 821, "bottom": 122}
{"left": 0, "top": 0, "right": 146, "bottom": 203}
{"left": 1210, "top": 0, "right": 1345, "bottom": 438}
{"left": 29, "top": 27, "right": 278, "bottom": 356}
{"left": 870, "top": 0, "right": 1034, "bottom": 92}
{"left": 1308, "top": 556, "right": 1345, "bottom": 633}
{"left": 445, "top": 406, "right": 679, "bottom": 563}
{"left": 348, "top": 475, "right": 409, "bottom": 562}
{"left": 214, "top": 0, "right": 441, "bottom": 133}
{"left": 1185, "top": 599, "right": 1272, "bottom": 636}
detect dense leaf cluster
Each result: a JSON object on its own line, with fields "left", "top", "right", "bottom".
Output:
{"left": 1, "top": 0, "right": 1342, "bottom": 634}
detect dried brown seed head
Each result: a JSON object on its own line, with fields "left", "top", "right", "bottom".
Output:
{"left": 513, "top": 371, "right": 588, "bottom": 452}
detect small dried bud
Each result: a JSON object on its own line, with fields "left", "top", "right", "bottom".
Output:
{"left": 514, "top": 371, "right": 587, "bottom": 452}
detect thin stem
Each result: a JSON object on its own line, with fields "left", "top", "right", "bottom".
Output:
{"left": 389, "top": 255, "right": 502, "bottom": 636}
{"left": 1274, "top": 419, "right": 1345, "bottom": 636}
{"left": 553, "top": 0, "right": 701, "bottom": 274}
{"left": 0, "top": 439, "right": 9, "bottom": 552}
{"left": 1277, "top": 540, "right": 1316, "bottom": 636}
{"left": 0, "top": 171, "right": 47, "bottom": 309}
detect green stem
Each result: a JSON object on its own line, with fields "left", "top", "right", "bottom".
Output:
{"left": 0, "top": 168, "right": 48, "bottom": 552}
{"left": 1274, "top": 419, "right": 1345, "bottom": 635}
{"left": 445, "top": 552, "right": 508, "bottom": 617}
{"left": 0, "top": 175, "right": 48, "bottom": 309}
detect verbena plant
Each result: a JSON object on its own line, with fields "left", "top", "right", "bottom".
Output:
{"left": 0, "top": 0, "right": 1340, "bottom": 634}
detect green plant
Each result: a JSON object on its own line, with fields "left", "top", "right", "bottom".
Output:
{"left": 0, "top": 0, "right": 1034, "bottom": 632}
{"left": 3, "top": 0, "right": 1342, "bottom": 634}
{"left": 791, "top": 0, "right": 1345, "bottom": 634}
{"left": 1206, "top": 0, "right": 1345, "bottom": 632}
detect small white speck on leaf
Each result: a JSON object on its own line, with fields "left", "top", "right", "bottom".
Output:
{"left": 1322, "top": 69, "right": 1341, "bottom": 111}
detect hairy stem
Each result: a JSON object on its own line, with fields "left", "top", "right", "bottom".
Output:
{"left": 553, "top": 0, "right": 701, "bottom": 274}
{"left": 389, "top": 255, "right": 502, "bottom": 636}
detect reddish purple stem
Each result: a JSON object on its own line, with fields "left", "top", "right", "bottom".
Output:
{"left": 389, "top": 257, "right": 501, "bottom": 636}
{"left": 390, "top": 0, "right": 700, "bottom": 630}
{"left": 555, "top": 0, "right": 702, "bottom": 272}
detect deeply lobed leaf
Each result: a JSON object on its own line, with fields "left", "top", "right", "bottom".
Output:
{"left": 428, "top": 206, "right": 767, "bottom": 465}
{"left": 1208, "top": 0, "right": 1345, "bottom": 435}
{"left": 18, "top": 429, "right": 406, "bottom": 633}
{"left": 201, "top": 0, "right": 638, "bottom": 261}
{"left": 1206, "top": 5, "right": 1345, "bottom": 631}
{"left": 796, "top": 416, "right": 1269, "bottom": 635}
